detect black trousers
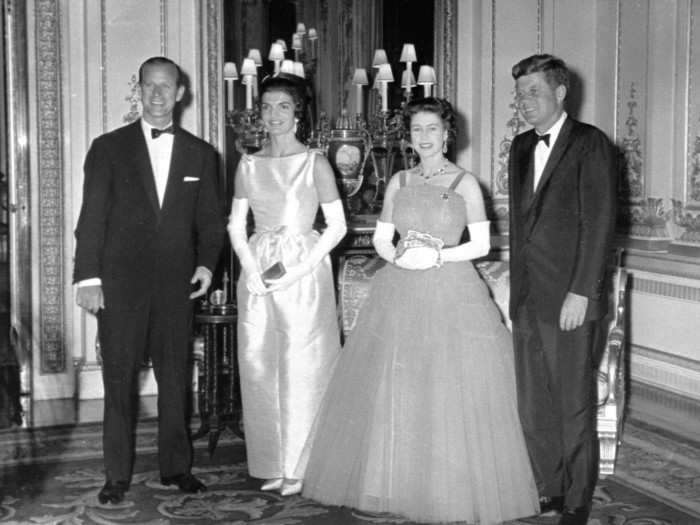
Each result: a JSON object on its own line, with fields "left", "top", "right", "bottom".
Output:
{"left": 98, "top": 299, "right": 193, "bottom": 482}
{"left": 512, "top": 300, "right": 599, "bottom": 509}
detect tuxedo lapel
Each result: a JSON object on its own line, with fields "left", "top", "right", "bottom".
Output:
{"left": 516, "top": 131, "right": 538, "bottom": 213}
{"left": 129, "top": 121, "right": 160, "bottom": 217}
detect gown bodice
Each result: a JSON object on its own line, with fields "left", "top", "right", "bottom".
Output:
{"left": 391, "top": 179, "right": 468, "bottom": 247}
{"left": 239, "top": 151, "right": 319, "bottom": 234}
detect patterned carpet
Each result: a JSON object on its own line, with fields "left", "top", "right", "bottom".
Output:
{"left": 0, "top": 419, "right": 698, "bottom": 524}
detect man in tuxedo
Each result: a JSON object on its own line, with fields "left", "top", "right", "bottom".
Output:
{"left": 508, "top": 54, "right": 617, "bottom": 525}
{"left": 74, "top": 56, "right": 224, "bottom": 504}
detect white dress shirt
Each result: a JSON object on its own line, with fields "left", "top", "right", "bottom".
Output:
{"left": 534, "top": 111, "right": 567, "bottom": 191}
{"left": 142, "top": 119, "right": 175, "bottom": 206}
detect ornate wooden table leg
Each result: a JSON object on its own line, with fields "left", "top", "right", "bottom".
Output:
{"left": 193, "top": 303, "right": 237, "bottom": 454}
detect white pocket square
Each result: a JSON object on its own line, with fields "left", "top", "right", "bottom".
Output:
{"left": 183, "top": 176, "right": 200, "bottom": 182}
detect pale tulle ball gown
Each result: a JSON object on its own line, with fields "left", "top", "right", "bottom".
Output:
{"left": 299, "top": 172, "right": 539, "bottom": 524}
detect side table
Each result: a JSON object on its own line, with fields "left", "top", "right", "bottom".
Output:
{"left": 192, "top": 302, "right": 242, "bottom": 454}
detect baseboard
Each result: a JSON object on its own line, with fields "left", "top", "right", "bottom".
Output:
{"left": 28, "top": 395, "right": 160, "bottom": 427}
{"left": 628, "top": 379, "right": 700, "bottom": 444}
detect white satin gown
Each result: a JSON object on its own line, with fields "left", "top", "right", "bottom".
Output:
{"left": 233, "top": 150, "right": 341, "bottom": 480}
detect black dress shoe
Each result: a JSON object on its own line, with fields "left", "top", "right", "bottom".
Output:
{"left": 160, "top": 473, "right": 207, "bottom": 493}
{"left": 558, "top": 506, "right": 590, "bottom": 525}
{"left": 539, "top": 495, "right": 564, "bottom": 515}
{"left": 98, "top": 480, "right": 128, "bottom": 504}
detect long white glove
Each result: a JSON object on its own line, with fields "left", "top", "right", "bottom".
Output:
{"left": 305, "top": 199, "right": 347, "bottom": 271}
{"left": 372, "top": 220, "right": 396, "bottom": 263}
{"left": 265, "top": 199, "right": 347, "bottom": 291}
{"left": 227, "top": 198, "right": 266, "bottom": 295}
{"left": 441, "top": 221, "right": 491, "bottom": 262}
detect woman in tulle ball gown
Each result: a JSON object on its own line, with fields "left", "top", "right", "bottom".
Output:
{"left": 227, "top": 73, "right": 346, "bottom": 497}
{"left": 299, "top": 97, "right": 539, "bottom": 524}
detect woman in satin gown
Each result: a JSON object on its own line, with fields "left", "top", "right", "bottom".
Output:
{"left": 227, "top": 73, "right": 346, "bottom": 497}
{"left": 299, "top": 98, "right": 539, "bottom": 524}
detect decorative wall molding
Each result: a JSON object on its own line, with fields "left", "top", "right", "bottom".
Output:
{"left": 434, "top": 0, "right": 457, "bottom": 103}
{"left": 631, "top": 344, "right": 700, "bottom": 400}
{"left": 100, "top": 0, "right": 107, "bottom": 132}
{"left": 206, "top": 0, "right": 221, "bottom": 147}
{"left": 621, "top": 82, "right": 644, "bottom": 201}
{"left": 35, "top": 0, "right": 65, "bottom": 373}
{"left": 628, "top": 344, "right": 700, "bottom": 438}
{"left": 631, "top": 275, "right": 700, "bottom": 302}
{"left": 160, "top": 0, "right": 167, "bottom": 56}
{"left": 688, "top": 0, "right": 700, "bottom": 208}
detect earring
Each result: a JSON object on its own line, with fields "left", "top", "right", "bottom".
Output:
{"left": 294, "top": 118, "right": 299, "bottom": 134}
{"left": 442, "top": 142, "right": 448, "bottom": 154}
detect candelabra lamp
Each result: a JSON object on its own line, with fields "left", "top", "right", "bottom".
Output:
{"left": 225, "top": 34, "right": 436, "bottom": 214}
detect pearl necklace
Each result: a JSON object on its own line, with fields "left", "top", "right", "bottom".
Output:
{"left": 419, "top": 162, "right": 449, "bottom": 182}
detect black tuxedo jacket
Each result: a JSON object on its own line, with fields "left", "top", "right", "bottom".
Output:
{"left": 73, "top": 120, "right": 224, "bottom": 313}
{"left": 508, "top": 116, "right": 617, "bottom": 323}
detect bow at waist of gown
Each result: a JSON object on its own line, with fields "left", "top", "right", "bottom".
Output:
{"left": 251, "top": 225, "right": 320, "bottom": 270}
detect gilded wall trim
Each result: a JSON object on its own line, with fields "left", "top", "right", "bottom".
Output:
{"left": 434, "top": 0, "right": 457, "bottom": 103}
{"left": 687, "top": 1, "right": 699, "bottom": 207}
{"left": 101, "top": 0, "right": 107, "bottom": 132}
{"left": 35, "top": 0, "right": 65, "bottom": 373}
{"left": 206, "top": 0, "right": 221, "bottom": 147}
{"left": 160, "top": 0, "right": 167, "bottom": 56}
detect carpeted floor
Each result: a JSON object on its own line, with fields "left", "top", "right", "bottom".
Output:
{"left": 0, "top": 419, "right": 698, "bottom": 524}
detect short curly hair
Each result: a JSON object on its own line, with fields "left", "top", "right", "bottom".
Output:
{"left": 260, "top": 73, "right": 313, "bottom": 142}
{"left": 403, "top": 97, "right": 457, "bottom": 145}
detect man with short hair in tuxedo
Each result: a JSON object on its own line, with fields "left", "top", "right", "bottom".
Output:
{"left": 74, "top": 56, "right": 224, "bottom": 504}
{"left": 508, "top": 54, "right": 617, "bottom": 525}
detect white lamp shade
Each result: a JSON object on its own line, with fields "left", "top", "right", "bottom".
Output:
{"left": 223, "top": 62, "right": 239, "bottom": 80}
{"left": 296, "top": 22, "right": 306, "bottom": 34}
{"left": 240, "top": 58, "right": 257, "bottom": 77}
{"left": 280, "top": 59, "right": 295, "bottom": 74}
{"left": 276, "top": 38, "right": 288, "bottom": 52}
{"left": 292, "top": 33, "right": 303, "bottom": 50}
{"left": 401, "top": 69, "right": 416, "bottom": 88}
{"left": 308, "top": 27, "right": 318, "bottom": 40}
{"left": 247, "top": 48, "right": 263, "bottom": 66}
{"left": 293, "top": 61, "right": 306, "bottom": 78}
{"left": 372, "top": 49, "right": 389, "bottom": 67}
{"left": 352, "top": 68, "right": 369, "bottom": 85}
{"left": 400, "top": 43, "right": 417, "bottom": 63}
{"left": 268, "top": 42, "right": 285, "bottom": 61}
{"left": 417, "top": 65, "right": 437, "bottom": 84}
{"left": 375, "top": 63, "right": 394, "bottom": 83}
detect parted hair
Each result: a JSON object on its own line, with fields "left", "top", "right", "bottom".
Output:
{"left": 511, "top": 54, "right": 570, "bottom": 92}
{"left": 403, "top": 97, "right": 457, "bottom": 145}
{"left": 138, "top": 56, "right": 184, "bottom": 87}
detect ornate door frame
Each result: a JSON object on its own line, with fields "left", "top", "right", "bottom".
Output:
{"left": 4, "top": 0, "right": 32, "bottom": 416}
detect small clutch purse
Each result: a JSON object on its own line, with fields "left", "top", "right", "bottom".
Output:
{"left": 261, "top": 261, "right": 286, "bottom": 284}
{"left": 394, "top": 230, "right": 445, "bottom": 260}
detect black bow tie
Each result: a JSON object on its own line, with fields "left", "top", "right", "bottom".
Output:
{"left": 151, "top": 126, "right": 174, "bottom": 139}
{"left": 536, "top": 133, "right": 550, "bottom": 147}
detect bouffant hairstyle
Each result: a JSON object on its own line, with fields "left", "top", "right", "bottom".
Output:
{"left": 403, "top": 97, "right": 457, "bottom": 145}
{"left": 511, "top": 54, "right": 570, "bottom": 93}
{"left": 260, "top": 73, "right": 313, "bottom": 142}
